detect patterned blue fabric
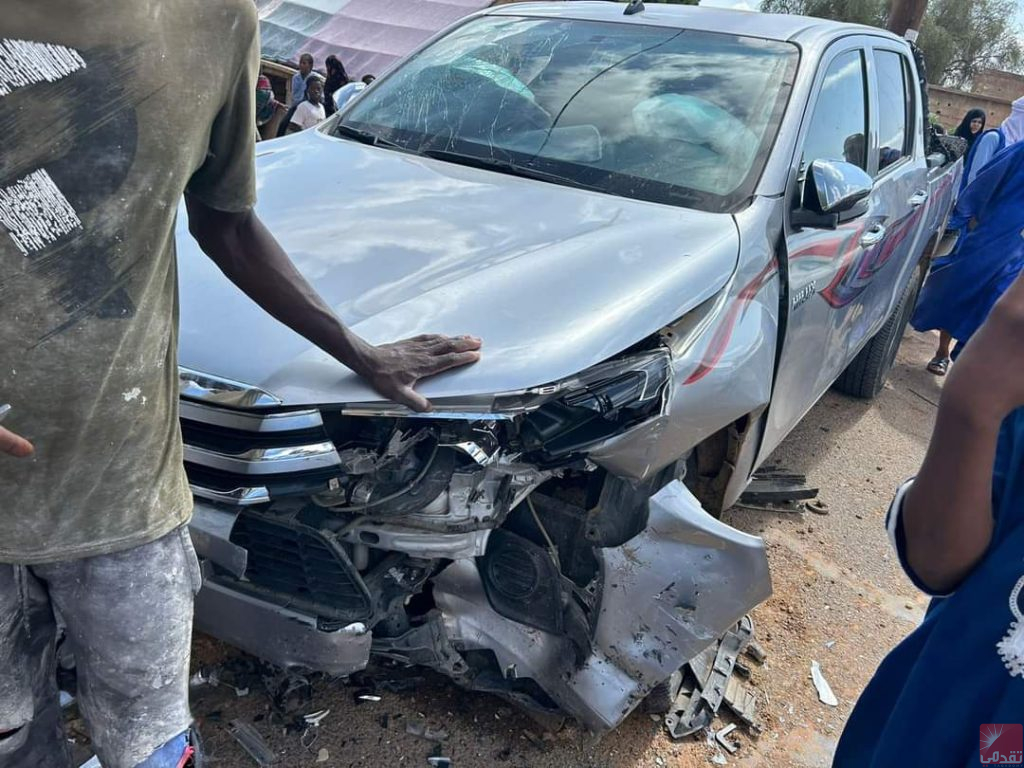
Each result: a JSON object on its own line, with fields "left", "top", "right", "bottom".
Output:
{"left": 912, "top": 140, "right": 1024, "bottom": 343}
{"left": 834, "top": 409, "right": 1024, "bottom": 766}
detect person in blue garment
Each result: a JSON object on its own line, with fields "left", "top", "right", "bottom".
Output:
{"left": 914, "top": 136, "right": 1024, "bottom": 375}
{"left": 834, "top": 266, "right": 1024, "bottom": 767}
{"left": 963, "top": 96, "right": 1024, "bottom": 188}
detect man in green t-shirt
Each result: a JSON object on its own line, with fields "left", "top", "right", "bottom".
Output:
{"left": 0, "top": 3, "right": 480, "bottom": 767}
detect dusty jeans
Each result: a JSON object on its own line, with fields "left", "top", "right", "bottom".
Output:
{"left": 0, "top": 526, "right": 201, "bottom": 768}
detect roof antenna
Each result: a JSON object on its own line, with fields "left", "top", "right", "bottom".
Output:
{"left": 624, "top": 0, "right": 645, "bottom": 15}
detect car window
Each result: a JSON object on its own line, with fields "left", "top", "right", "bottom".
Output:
{"left": 875, "top": 50, "right": 910, "bottom": 173}
{"left": 801, "top": 50, "right": 868, "bottom": 174}
{"left": 337, "top": 16, "right": 799, "bottom": 213}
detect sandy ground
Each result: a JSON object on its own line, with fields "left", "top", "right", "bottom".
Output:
{"left": 82, "top": 330, "right": 944, "bottom": 768}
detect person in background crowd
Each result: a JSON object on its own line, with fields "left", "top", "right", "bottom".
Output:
{"left": 323, "top": 54, "right": 350, "bottom": 116}
{"left": 255, "top": 73, "right": 285, "bottom": 137}
{"left": 332, "top": 77, "right": 370, "bottom": 112}
{"left": 289, "top": 52, "right": 314, "bottom": 107}
{"left": 918, "top": 101, "right": 1024, "bottom": 376}
{"left": 954, "top": 107, "right": 986, "bottom": 154}
{"left": 288, "top": 76, "right": 326, "bottom": 133}
{"left": 962, "top": 95, "right": 1024, "bottom": 187}
{"left": 833, "top": 263, "right": 1024, "bottom": 766}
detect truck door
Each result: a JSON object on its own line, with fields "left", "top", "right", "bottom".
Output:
{"left": 759, "top": 41, "right": 875, "bottom": 459}
{"left": 847, "top": 43, "right": 930, "bottom": 359}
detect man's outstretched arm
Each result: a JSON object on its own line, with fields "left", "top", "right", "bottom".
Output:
{"left": 184, "top": 195, "right": 481, "bottom": 412}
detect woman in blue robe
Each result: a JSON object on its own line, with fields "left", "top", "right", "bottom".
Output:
{"left": 913, "top": 139, "right": 1024, "bottom": 373}
{"left": 834, "top": 269, "right": 1024, "bottom": 767}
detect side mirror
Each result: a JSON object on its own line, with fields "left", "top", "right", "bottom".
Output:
{"left": 793, "top": 159, "right": 873, "bottom": 229}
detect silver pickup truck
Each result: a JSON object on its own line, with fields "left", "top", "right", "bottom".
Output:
{"left": 176, "top": 2, "right": 961, "bottom": 732}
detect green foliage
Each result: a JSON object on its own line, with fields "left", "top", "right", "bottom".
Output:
{"left": 760, "top": 0, "right": 1024, "bottom": 87}
{"left": 759, "top": 0, "right": 885, "bottom": 26}
{"left": 917, "top": 0, "right": 1024, "bottom": 88}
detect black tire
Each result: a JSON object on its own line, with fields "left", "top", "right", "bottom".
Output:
{"left": 833, "top": 263, "right": 925, "bottom": 399}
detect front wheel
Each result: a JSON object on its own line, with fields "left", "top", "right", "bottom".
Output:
{"left": 833, "top": 263, "right": 925, "bottom": 399}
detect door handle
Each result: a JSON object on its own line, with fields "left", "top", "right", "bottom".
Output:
{"left": 860, "top": 223, "right": 886, "bottom": 247}
{"left": 909, "top": 190, "right": 929, "bottom": 208}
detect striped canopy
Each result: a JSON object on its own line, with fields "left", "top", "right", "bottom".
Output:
{"left": 256, "top": 0, "right": 496, "bottom": 78}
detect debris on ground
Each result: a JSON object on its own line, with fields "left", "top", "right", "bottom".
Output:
{"left": 265, "top": 669, "right": 314, "bottom": 715}
{"left": 805, "top": 499, "right": 830, "bottom": 515}
{"left": 723, "top": 674, "right": 760, "bottom": 735}
{"left": 739, "top": 468, "right": 819, "bottom": 507}
{"left": 303, "top": 709, "right": 331, "bottom": 727}
{"left": 711, "top": 753, "right": 729, "bottom": 765}
{"left": 316, "top": 747, "right": 330, "bottom": 763}
{"left": 715, "top": 723, "right": 739, "bottom": 754}
{"left": 664, "top": 615, "right": 763, "bottom": 740}
{"left": 810, "top": 661, "right": 839, "bottom": 707}
{"left": 427, "top": 757, "right": 452, "bottom": 767}
{"left": 228, "top": 720, "right": 277, "bottom": 766}
{"left": 744, "top": 641, "right": 768, "bottom": 665}
{"left": 406, "top": 721, "right": 450, "bottom": 742}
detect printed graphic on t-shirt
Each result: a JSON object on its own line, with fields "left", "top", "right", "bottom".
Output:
{"left": 0, "top": 39, "right": 143, "bottom": 344}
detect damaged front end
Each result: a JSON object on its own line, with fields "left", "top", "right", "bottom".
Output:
{"left": 184, "top": 345, "right": 771, "bottom": 733}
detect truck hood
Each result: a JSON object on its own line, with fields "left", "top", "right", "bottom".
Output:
{"left": 176, "top": 127, "right": 740, "bottom": 406}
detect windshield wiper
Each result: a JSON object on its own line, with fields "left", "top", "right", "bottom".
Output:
{"left": 334, "top": 123, "right": 400, "bottom": 148}
{"left": 417, "top": 148, "right": 606, "bottom": 194}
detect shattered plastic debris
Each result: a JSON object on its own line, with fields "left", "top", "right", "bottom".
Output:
{"left": 715, "top": 723, "right": 739, "bottom": 754}
{"left": 712, "top": 754, "right": 728, "bottom": 765}
{"left": 406, "top": 721, "right": 450, "bottom": 742}
{"left": 316, "top": 748, "right": 330, "bottom": 763}
{"left": 304, "top": 709, "right": 331, "bottom": 727}
{"left": 665, "top": 616, "right": 754, "bottom": 739}
{"left": 427, "top": 757, "right": 452, "bottom": 767}
{"left": 810, "top": 661, "right": 838, "bottom": 707}
{"left": 824, "top": 640, "right": 836, "bottom": 650}
{"left": 744, "top": 641, "right": 768, "bottom": 665}
{"left": 59, "top": 690, "right": 75, "bottom": 708}
{"left": 229, "top": 720, "right": 277, "bottom": 766}
{"left": 79, "top": 758, "right": 101, "bottom": 768}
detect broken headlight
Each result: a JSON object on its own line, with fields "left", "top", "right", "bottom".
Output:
{"left": 517, "top": 348, "right": 670, "bottom": 460}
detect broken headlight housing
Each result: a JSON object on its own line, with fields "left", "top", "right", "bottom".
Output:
{"left": 515, "top": 348, "right": 671, "bottom": 460}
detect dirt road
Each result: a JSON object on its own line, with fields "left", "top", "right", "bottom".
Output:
{"left": 175, "top": 330, "right": 942, "bottom": 768}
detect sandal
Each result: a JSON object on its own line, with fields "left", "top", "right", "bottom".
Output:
{"left": 927, "top": 356, "right": 950, "bottom": 376}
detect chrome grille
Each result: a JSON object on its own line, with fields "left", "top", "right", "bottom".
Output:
{"left": 179, "top": 397, "right": 341, "bottom": 506}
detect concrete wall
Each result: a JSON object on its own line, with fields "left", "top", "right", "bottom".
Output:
{"left": 928, "top": 69, "right": 1022, "bottom": 132}
{"left": 974, "top": 69, "right": 1024, "bottom": 101}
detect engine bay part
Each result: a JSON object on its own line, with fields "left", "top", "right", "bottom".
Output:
{"left": 187, "top": 382, "right": 770, "bottom": 734}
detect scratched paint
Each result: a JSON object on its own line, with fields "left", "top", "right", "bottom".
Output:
{"left": 0, "top": 38, "right": 85, "bottom": 97}
{"left": 0, "top": 169, "right": 82, "bottom": 255}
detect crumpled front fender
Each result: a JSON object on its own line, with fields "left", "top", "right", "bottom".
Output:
{"left": 434, "top": 480, "right": 771, "bottom": 731}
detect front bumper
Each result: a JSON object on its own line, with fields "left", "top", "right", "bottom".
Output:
{"left": 190, "top": 502, "right": 371, "bottom": 676}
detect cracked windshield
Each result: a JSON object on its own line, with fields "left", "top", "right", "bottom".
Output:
{"left": 338, "top": 16, "right": 798, "bottom": 212}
